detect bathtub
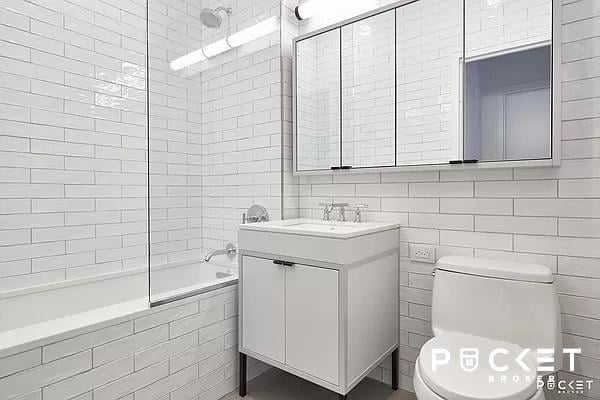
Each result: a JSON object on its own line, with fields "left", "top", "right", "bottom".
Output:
{"left": 0, "top": 258, "right": 237, "bottom": 352}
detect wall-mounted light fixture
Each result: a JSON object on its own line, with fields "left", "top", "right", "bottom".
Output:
{"left": 294, "top": 1, "right": 378, "bottom": 22}
{"left": 170, "top": 16, "right": 280, "bottom": 71}
{"left": 294, "top": 0, "right": 318, "bottom": 20}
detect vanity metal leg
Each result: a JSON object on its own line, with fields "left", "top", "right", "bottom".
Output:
{"left": 239, "top": 352, "right": 247, "bottom": 397}
{"left": 392, "top": 347, "right": 399, "bottom": 391}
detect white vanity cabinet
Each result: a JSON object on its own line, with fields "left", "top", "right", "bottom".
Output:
{"left": 237, "top": 219, "right": 400, "bottom": 398}
{"left": 242, "top": 256, "right": 340, "bottom": 384}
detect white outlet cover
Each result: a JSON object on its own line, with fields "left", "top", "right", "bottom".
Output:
{"left": 409, "top": 244, "right": 436, "bottom": 264}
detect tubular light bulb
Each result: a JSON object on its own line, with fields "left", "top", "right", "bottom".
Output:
{"left": 202, "top": 38, "right": 231, "bottom": 58}
{"left": 170, "top": 49, "right": 207, "bottom": 71}
{"left": 227, "top": 16, "right": 279, "bottom": 48}
{"left": 169, "top": 16, "right": 279, "bottom": 71}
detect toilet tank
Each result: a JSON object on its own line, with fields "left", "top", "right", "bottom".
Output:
{"left": 432, "top": 256, "right": 562, "bottom": 370}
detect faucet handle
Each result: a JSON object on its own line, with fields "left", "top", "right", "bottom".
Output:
{"left": 352, "top": 204, "right": 368, "bottom": 223}
{"left": 318, "top": 203, "right": 334, "bottom": 221}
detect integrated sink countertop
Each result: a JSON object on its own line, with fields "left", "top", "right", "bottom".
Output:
{"left": 239, "top": 218, "right": 400, "bottom": 239}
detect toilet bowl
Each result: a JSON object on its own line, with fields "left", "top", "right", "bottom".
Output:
{"left": 413, "top": 332, "right": 544, "bottom": 400}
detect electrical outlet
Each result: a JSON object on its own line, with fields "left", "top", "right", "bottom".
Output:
{"left": 409, "top": 244, "right": 436, "bottom": 264}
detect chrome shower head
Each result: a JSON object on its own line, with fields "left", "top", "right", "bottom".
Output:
{"left": 200, "top": 6, "right": 232, "bottom": 29}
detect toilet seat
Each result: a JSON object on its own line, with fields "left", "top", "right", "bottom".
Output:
{"left": 416, "top": 332, "right": 539, "bottom": 400}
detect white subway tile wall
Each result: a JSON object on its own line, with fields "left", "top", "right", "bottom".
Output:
{"left": 295, "top": 0, "right": 600, "bottom": 399}
{"left": 0, "top": 0, "right": 149, "bottom": 289}
{"left": 0, "top": 285, "right": 270, "bottom": 400}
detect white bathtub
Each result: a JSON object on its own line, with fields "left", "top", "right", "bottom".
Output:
{"left": 0, "top": 259, "right": 237, "bottom": 352}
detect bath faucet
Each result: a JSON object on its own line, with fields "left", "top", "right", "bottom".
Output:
{"left": 204, "top": 243, "right": 237, "bottom": 262}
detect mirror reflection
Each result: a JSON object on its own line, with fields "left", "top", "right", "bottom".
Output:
{"left": 296, "top": 29, "right": 341, "bottom": 171}
{"left": 395, "top": 0, "right": 463, "bottom": 166}
{"left": 341, "top": 10, "right": 396, "bottom": 168}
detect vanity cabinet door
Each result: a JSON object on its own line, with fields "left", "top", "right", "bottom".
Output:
{"left": 241, "top": 256, "right": 286, "bottom": 364}
{"left": 285, "top": 264, "right": 339, "bottom": 385}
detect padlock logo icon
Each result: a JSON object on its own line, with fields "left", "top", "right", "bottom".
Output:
{"left": 460, "top": 348, "right": 479, "bottom": 372}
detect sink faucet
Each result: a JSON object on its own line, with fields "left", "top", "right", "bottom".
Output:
{"left": 205, "top": 243, "right": 237, "bottom": 262}
{"left": 318, "top": 203, "right": 348, "bottom": 221}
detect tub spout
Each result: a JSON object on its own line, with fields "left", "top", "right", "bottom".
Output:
{"left": 205, "top": 243, "right": 237, "bottom": 262}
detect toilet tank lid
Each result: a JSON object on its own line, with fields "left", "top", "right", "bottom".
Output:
{"left": 436, "top": 256, "right": 554, "bottom": 283}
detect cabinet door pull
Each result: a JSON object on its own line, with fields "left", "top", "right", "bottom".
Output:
{"left": 273, "top": 260, "right": 294, "bottom": 267}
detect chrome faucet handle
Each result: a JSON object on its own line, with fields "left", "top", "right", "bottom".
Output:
{"left": 318, "top": 203, "right": 334, "bottom": 221}
{"left": 353, "top": 204, "right": 368, "bottom": 223}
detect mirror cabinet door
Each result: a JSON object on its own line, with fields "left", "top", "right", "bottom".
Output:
{"left": 296, "top": 29, "right": 341, "bottom": 171}
{"left": 341, "top": 10, "right": 396, "bottom": 168}
{"left": 395, "top": 0, "right": 463, "bottom": 166}
{"left": 464, "top": 0, "right": 553, "bottom": 162}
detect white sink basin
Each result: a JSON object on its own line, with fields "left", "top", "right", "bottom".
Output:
{"left": 284, "top": 222, "right": 363, "bottom": 234}
{"left": 239, "top": 219, "right": 400, "bottom": 239}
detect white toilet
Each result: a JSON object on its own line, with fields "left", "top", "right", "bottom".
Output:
{"left": 414, "top": 256, "right": 562, "bottom": 400}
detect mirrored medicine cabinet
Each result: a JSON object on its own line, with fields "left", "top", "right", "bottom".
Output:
{"left": 293, "top": 0, "right": 560, "bottom": 174}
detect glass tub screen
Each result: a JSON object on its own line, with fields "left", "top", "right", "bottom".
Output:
{"left": 147, "top": 0, "right": 281, "bottom": 304}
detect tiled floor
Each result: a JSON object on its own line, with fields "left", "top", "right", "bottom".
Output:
{"left": 223, "top": 368, "right": 417, "bottom": 400}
